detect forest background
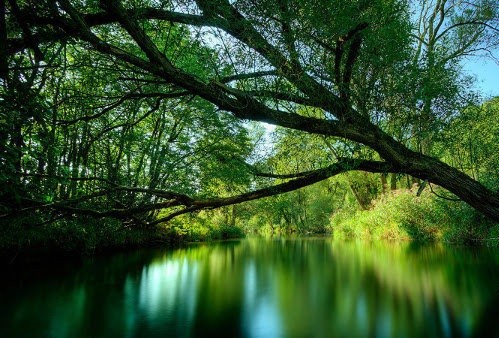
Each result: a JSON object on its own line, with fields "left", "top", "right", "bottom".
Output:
{"left": 0, "top": 0, "right": 498, "bottom": 256}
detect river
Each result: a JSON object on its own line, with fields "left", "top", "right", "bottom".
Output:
{"left": 2, "top": 238, "right": 499, "bottom": 337}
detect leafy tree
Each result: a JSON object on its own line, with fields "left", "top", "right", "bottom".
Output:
{"left": 1, "top": 0, "right": 498, "bottom": 232}
{"left": 442, "top": 97, "right": 499, "bottom": 189}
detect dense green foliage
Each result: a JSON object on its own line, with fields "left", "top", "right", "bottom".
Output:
{"left": 0, "top": 0, "right": 498, "bottom": 255}
{"left": 332, "top": 189, "right": 498, "bottom": 244}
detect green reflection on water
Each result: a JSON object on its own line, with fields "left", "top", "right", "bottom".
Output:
{"left": 2, "top": 238, "right": 499, "bottom": 337}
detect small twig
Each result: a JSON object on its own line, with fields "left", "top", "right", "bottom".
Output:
{"left": 429, "top": 183, "right": 461, "bottom": 201}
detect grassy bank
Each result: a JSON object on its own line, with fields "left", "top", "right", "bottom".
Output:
{"left": 330, "top": 189, "right": 499, "bottom": 245}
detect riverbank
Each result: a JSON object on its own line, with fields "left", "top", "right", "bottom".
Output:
{"left": 330, "top": 189, "right": 499, "bottom": 245}
{"left": 3, "top": 189, "right": 498, "bottom": 264}
{"left": 0, "top": 216, "right": 246, "bottom": 265}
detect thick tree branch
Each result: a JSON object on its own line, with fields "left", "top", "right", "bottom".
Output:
{"left": 151, "top": 158, "right": 398, "bottom": 224}
{"left": 7, "top": 0, "right": 44, "bottom": 62}
{"left": 8, "top": 8, "right": 215, "bottom": 54}
{"left": 21, "top": 6, "right": 212, "bottom": 28}
{"left": 194, "top": 0, "right": 356, "bottom": 120}
{"left": 5, "top": 159, "right": 397, "bottom": 223}
{"left": 276, "top": 0, "right": 299, "bottom": 62}
{"left": 341, "top": 35, "right": 362, "bottom": 101}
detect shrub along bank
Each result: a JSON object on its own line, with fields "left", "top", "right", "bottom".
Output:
{"left": 330, "top": 189, "right": 499, "bottom": 245}
{"left": 0, "top": 212, "right": 245, "bottom": 262}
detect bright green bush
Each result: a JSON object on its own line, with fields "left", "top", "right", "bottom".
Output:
{"left": 164, "top": 211, "right": 245, "bottom": 242}
{"left": 331, "top": 189, "right": 497, "bottom": 243}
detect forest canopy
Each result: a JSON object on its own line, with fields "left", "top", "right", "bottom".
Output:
{"left": 0, "top": 0, "right": 498, "bottom": 244}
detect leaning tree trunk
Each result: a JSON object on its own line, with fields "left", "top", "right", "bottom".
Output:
{"left": 407, "top": 154, "right": 499, "bottom": 222}
{"left": 369, "top": 123, "right": 499, "bottom": 222}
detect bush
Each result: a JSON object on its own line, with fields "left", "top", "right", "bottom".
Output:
{"left": 0, "top": 214, "right": 176, "bottom": 259}
{"left": 330, "top": 189, "right": 497, "bottom": 243}
{"left": 163, "top": 211, "right": 245, "bottom": 242}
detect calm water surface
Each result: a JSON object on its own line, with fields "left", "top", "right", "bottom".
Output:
{"left": 2, "top": 238, "right": 499, "bottom": 337}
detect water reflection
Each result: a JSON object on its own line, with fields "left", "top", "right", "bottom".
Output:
{"left": 2, "top": 238, "right": 499, "bottom": 337}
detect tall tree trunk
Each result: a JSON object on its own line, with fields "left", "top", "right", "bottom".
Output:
{"left": 390, "top": 173, "right": 397, "bottom": 191}
{"left": 10, "top": 117, "right": 22, "bottom": 177}
{"left": 349, "top": 182, "right": 370, "bottom": 210}
{"left": 381, "top": 173, "right": 388, "bottom": 194}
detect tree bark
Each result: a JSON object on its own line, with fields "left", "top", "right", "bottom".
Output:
{"left": 381, "top": 173, "right": 388, "bottom": 194}
{"left": 390, "top": 173, "right": 397, "bottom": 191}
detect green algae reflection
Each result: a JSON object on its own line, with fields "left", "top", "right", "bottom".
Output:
{"left": 2, "top": 238, "right": 499, "bottom": 337}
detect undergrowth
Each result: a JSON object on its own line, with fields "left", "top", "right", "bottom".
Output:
{"left": 330, "top": 189, "right": 498, "bottom": 244}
